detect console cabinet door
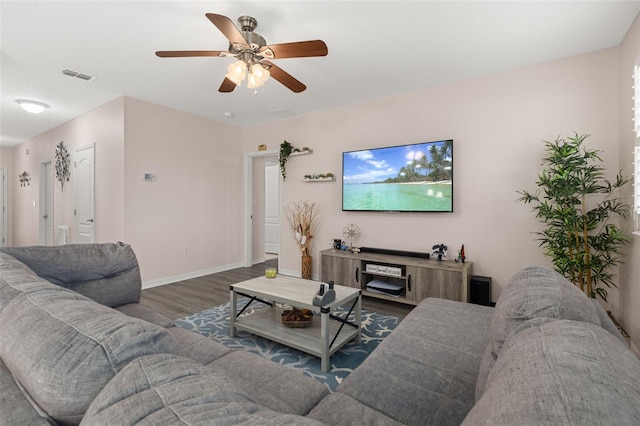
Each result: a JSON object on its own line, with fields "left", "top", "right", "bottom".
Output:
{"left": 406, "top": 266, "right": 462, "bottom": 302}
{"left": 321, "top": 255, "right": 361, "bottom": 289}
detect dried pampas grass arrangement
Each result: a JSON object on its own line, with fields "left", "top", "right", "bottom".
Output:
{"left": 283, "top": 200, "right": 322, "bottom": 256}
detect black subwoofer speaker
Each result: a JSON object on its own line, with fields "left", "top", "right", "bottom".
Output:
{"left": 470, "top": 275, "right": 492, "bottom": 306}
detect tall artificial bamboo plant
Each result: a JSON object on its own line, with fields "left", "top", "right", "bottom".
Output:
{"left": 517, "top": 133, "right": 631, "bottom": 301}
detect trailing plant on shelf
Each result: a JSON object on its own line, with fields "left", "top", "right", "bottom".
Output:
{"left": 279, "top": 140, "right": 293, "bottom": 180}
{"left": 517, "top": 133, "right": 631, "bottom": 301}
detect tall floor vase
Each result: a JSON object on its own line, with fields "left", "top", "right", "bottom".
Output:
{"left": 301, "top": 255, "right": 312, "bottom": 280}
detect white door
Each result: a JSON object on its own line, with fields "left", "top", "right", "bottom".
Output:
{"left": 39, "top": 161, "right": 54, "bottom": 245}
{"left": 264, "top": 160, "right": 280, "bottom": 254}
{"left": 0, "top": 168, "right": 5, "bottom": 247}
{"left": 74, "top": 144, "right": 95, "bottom": 243}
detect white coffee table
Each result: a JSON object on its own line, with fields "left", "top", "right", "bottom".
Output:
{"left": 229, "top": 275, "right": 362, "bottom": 372}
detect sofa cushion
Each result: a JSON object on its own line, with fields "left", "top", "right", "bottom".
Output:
{"left": 0, "top": 243, "right": 141, "bottom": 307}
{"left": 490, "top": 266, "right": 600, "bottom": 359}
{"left": 0, "top": 358, "right": 51, "bottom": 425}
{"left": 308, "top": 392, "right": 404, "bottom": 426}
{"left": 167, "top": 326, "right": 234, "bottom": 364}
{"left": 207, "top": 350, "right": 330, "bottom": 416}
{"left": 589, "top": 298, "right": 629, "bottom": 346}
{"left": 463, "top": 318, "right": 640, "bottom": 425}
{"left": 474, "top": 343, "right": 495, "bottom": 402}
{"left": 115, "top": 302, "right": 175, "bottom": 328}
{"left": 0, "top": 271, "right": 179, "bottom": 425}
{"left": 337, "top": 298, "right": 494, "bottom": 426}
{"left": 81, "top": 353, "right": 326, "bottom": 426}
{"left": 0, "top": 252, "right": 42, "bottom": 311}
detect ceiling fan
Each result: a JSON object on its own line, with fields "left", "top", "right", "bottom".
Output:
{"left": 156, "top": 13, "right": 328, "bottom": 93}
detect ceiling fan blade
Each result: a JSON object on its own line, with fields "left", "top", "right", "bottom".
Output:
{"left": 206, "top": 13, "right": 247, "bottom": 46}
{"left": 155, "top": 50, "right": 227, "bottom": 58}
{"left": 261, "top": 61, "right": 306, "bottom": 93}
{"left": 261, "top": 40, "right": 328, "bottom": 59}
{"left": 219, "top": 77, "right": 237, "bottom": 93}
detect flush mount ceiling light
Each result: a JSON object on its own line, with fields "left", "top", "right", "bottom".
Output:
{"left": 156, "top": 14, "right": 327, "bottom": 93}
{"left": 16, "top": 99, "right": 49, "bottom": 114}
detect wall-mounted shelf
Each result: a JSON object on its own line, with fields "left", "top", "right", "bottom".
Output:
{"left": 290, "top": 150, "right": 313, "bottom": 157}
{"left": 304, "top": 177, "right": 336, "bottom": 182}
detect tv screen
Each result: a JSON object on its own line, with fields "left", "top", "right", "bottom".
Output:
{"left": 342, "top": 140, "right": 453, "bottom": 212}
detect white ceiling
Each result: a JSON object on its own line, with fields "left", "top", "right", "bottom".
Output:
{"left": 1, "top": 1, "right": 639, "bottom": 147}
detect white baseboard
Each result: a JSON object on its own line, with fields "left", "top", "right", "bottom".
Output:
{"left": 143, "top": 265, "right": 319, "bottom": 290}
{"left": 142, "top": 262, "right": 243, "bottom": 289}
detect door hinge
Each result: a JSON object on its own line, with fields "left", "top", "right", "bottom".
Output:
{"left": 74, "top": 209, "right": 76, "bottom": 216}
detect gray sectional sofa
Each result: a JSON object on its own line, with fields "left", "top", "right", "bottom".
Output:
{"left": 1, "top": 243, "right": 639, "bottom": 425}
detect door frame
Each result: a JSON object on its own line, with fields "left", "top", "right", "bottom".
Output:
{"left": 74, "top": 143, "right": 95, "bottom": 243}
{"left": 243, "top": 149, "right": 279, "bottom": 267}
{"left": 0, "top": 168, "right": 6, "bottom": 247}
{"left": 38, "top": 160, "right": 54, "bottom": 245}
{"left": 263, "top": 157, "right": 280, "bottom": 255}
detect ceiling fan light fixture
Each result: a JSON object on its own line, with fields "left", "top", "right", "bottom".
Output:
{"left": 247, "top": 73, "right": 266, "bottom": 89}
{"left": 252, "top": 63, "right": 270, "bottom": 83}
{"left": 16, "top": 99, "right": 49, "bottom": 114}
{"left": 225, "top": 60, "right": 247, "bottom": 85}
{"left": 247, "top": 63, "right": 270, "bottom": 88}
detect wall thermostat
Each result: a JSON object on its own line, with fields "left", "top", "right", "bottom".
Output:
{"left": 142, "top": 173, "right": 156, "bottom": 182}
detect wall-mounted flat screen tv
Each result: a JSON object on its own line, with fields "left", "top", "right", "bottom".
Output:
{"left": 342, "top": 139, "right": 453, "bottom": 212}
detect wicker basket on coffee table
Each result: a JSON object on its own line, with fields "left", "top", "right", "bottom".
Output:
{"left": 281, "top": 308, "right": 313, "bottom": 328}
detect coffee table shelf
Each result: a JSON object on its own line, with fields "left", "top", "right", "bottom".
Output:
{"left": 233, "top": 306, "right": 358, "bottom": 359}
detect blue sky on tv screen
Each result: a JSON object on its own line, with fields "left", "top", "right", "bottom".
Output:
{"left": 343, "top": 141, "right": 450, "bottom": 184}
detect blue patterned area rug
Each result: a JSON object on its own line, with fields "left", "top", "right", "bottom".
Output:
{"left": 175, "top": 298, "right": 399, "bottom": 391}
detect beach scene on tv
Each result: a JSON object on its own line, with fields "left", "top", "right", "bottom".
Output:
{"left": 342, "top": 140, "right": 453, "bottom": 212}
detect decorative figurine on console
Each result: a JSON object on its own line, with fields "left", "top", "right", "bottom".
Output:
{"left": 432, "top": 244, "right": 448, "bottom": 261}
{"left": 455, "top": 244, "right": 466, "bottom": 263}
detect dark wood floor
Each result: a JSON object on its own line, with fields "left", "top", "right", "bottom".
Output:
{"left": 140, "top": 258, "right": 414, "bottom": 320}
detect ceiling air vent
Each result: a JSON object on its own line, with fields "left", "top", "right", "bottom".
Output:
{"left": 268, "top": 108, "right": 299, "bottom": 118}
{"left": 62, "top": 69, "right": 96, "bottom": 82}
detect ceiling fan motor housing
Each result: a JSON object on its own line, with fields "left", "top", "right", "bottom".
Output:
{"left": 230, "top": 16, "right": 265, "bottom": 52}
{"left": 237, "top": 16, "right": 258, "bottom": 32}
{"left": 234, "top": 31, "right": 266, "bottom": 52}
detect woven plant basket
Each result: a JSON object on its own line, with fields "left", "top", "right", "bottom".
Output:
{"left": 281, "top": 308, "right": 313, "bottom": 328}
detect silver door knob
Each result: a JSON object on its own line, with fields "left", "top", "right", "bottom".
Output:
{"left": 87, "top": 218, "right": 94, "bottom": 223}
{"left": 43, "top": 214, "right": 48, "bottom": 219}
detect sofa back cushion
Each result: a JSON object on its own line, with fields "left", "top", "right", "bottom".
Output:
{"left": 0, "top": 265, "right": 179, "bottom": 425}
{"left": 589, "top": 298, "right": 629, "bottom": 346}
{"left": 489, "top": 266, "right": 600, "bottom": 359}
{"left": 463, "top": 318, "right": 640, "bottom": 425}
{"left": 0, "top": 242, "right": 141, "bottom": 307}
{"left": 81, "top": 353, "right": 325, "bottom": 425}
